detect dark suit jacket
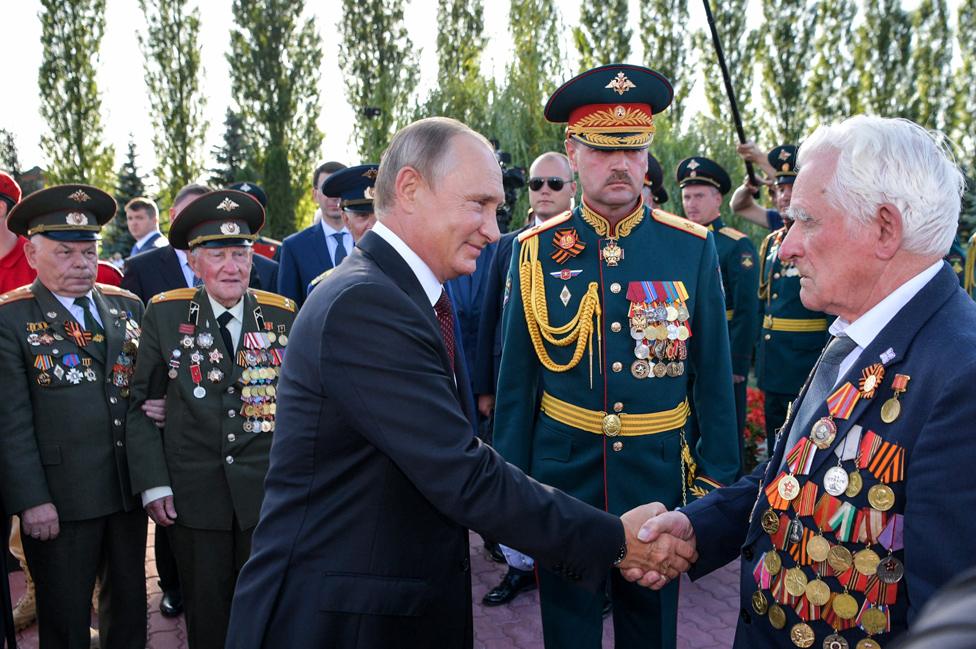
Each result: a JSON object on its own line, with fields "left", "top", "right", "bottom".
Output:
{"left": 276, "top": 224, "right": 335, "bottom": 307}
{"left": 226, "top": 231, "right": 623, "bottom": 649}
{"left": 683, "top": 264, "right": 976, "bottom": 647}
{"left": 121, "top": 245, "right": 187, "bottom": 304}
{"left": 130, "top": 231, "right": 167, "bottom": 257}
{"left": 249, "top": 254, "right": 279, "bottom": 293}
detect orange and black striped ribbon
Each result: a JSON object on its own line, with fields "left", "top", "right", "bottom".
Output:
{"left": 867, "top": 441, "right": 905, "bottom": 483}
{"left": 794, "top": 482, "right": 818, "bottom": 517}
{"left": 789, "top": 527, "right": 813, "bottom": 565}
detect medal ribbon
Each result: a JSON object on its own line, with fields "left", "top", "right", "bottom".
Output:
{"left": 794, "top": 595, "right": 821, "bottom": 622}
{"left": 858, "top": 430, "right": 883, "bottom": 468}
{"left": 674, "top": 281, "right": 689, "bottom": 302}
{"left": 789, "top": 527, "right": 812, "bottom": 565}
{"left": 879, "top": 514, "right": 904, "bottom": 552}
{"left": 626, "top": 282, "right": 646, "bottom": 303}
{"left": 189, "top": 363, "right": 203, "bottom": 385}
{"left": 865, "top": 577, "right": 898, "bottom": 606}
{"left": 826, "top": 382, "right": 861, "bottom": 420}
{"left": 814, "top": 493, "right": 841, "bottom": 531}
{"left": 33, "top": 355, "right": 54, "bottom": 371}
{"left": 786, "top": 437, "right": 816, "bottom": 475}
{"left": 835, "top": 424, "right": 863, "bottom": 462}
{"left": 867, "top": 440, "right": 905, "bottom": 483}
{"left": 663, "top": 282, "right": 678, "bottom": 308}
{"left": 822, "top": 594, "right": 856, "bottom": 630}
{"left": 891, "top": 374, "right": 910, "bottom": 392}
{"left": 770, "top": 513, "right": 790, "bottom": 549}
{"left": 178, "top": 323, "right": 195, "bottom": 334}
{"left": 793, "top": 482, "right": 818, "bottom": 517}
{"left": 64, "top": 321, "right": 91, "bottom": 347}
{"left": 829, "top": 502, "right": 857, "bottom": 542}
{"left": 770, "top": 570, "right": 798, "bottom": 606}
{"left": 838, "top": 565, "right": 868, "bottom": 592}
{"left": 62, "top": 354, "right": 80, "bottom": 368}
{"left": 753, "top": 554, "right": 772, "bottom": 589}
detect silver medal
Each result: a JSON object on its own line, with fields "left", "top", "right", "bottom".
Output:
{"left": 193, "top": 385, "right": 206, "bottom": 399}
{"left": 823, "top": 466, "right": 849, "bottom": 497}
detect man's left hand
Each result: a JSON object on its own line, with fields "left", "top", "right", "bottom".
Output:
{"left": 142, "top": 397, "right": 166, "bottom": 428}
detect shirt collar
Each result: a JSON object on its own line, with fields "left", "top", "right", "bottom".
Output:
{"left": 828, "top": 259, "right": 943, "bottom": 350}
{"left": 371, "top": 221, "right": 442, "bottom": 307}
{"left": 52, "top": 289, "right": 95, "bottom": 311}
{"left": 174, "top": 248, "right": 189, "bottom": 265}
{"left": 206, "top": 292, "right": 245, "bottom": 323}
{"left": 320, "top": 217, "right": 350, "bottom": 239}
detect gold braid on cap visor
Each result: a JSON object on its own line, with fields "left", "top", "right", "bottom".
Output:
{"left": 566, "top": 106, "right": 656, "bottom": 149}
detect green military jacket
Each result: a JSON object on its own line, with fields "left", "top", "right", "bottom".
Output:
{"left": 0, "top": 279, "right": 144, "bottom": 521}
{"left": 493, "top": 201, "right": 739, "bottom": 512}
{"left": 755, "top": 227, "right": 830, "bottom": 396}
{"left": 126, "top": 286, "right": 296, "bottom": 531}
{"left": 708, "top": 217, "right": 760, "bottom": 377}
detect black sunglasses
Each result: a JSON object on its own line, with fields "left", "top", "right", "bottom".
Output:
{"left": 528, "top": 177, "right": 571, "bottom": 192}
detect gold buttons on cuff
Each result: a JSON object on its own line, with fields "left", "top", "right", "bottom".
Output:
{"left": 610, "top": 322, "right": 622, "bottom": 333}
{"left": 613, "top": 402, "right": 624, "bottom": 413}
{"left": 612, "top": 362, "right": 623, "bottom": 373}
{"left": 610, "top": 282, "right": 622, "bottom": 294}
{"left": 612, "top": 441, "right": 623, "bottom": 452}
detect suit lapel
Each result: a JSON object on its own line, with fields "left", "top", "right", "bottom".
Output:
{"left": 311, "top": 225, "right": 334, "bottom": 275}
{"left": 161, "top": 246, "right": 188, "bottom": 288}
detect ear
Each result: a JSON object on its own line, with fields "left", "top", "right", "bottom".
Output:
{"left": 185, "top": 250, "right": 199, "bottom": 274}
{"left": 23, "top": 239, "right": 39, "bottom": 270}
{"left": 875, "top": 203, "right": 903, "bottom": 260}
{"left": 394, "top": 166, "right": 423, "bottom": 214}
{"left": 564, "top": 139, "right": 580, "bottom": 173}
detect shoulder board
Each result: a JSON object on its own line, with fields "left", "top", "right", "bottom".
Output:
{"left": 719, "top": 226, "right": 747, "bottom": 241}
{"left": 969, "top": 232, "right": 976, "bottom": 248}
{"left": 251, "top": 289, "right": 297, "bottom": 313}
{"left": 651, "top": 209, "right": 708, "bottom": 239}
{"left": 517, "top": 211, "right": 573, "bottom": 243}
{"left": 151, "top": 287, "right": 199, "bottom": 304}
{"left": 309, "top": 268, "right": 335, "bottom": 289}
{"left": 0, "top": 285, "right": 34, "bottom": 305}
{"left": 96, "top": 283, "right": 139, "bottom": 301}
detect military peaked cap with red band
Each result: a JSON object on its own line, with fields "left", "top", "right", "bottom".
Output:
{"left": 545, "top": 63, "right": 673, "bottom": 151}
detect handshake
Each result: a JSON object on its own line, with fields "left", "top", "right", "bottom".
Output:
{"left": 616, "top": 503, "right": 697, "bottom": 590}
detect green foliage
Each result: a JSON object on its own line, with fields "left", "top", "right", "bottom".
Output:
{"left": 854, "top": 0, "right": 912, "bottom": 116}
{"left": 138, "top": 0, "right": 208, "bottom": 208}
{"left": 339, "top": 0, "right": 419, "bottom": 162}
{"left": 573, "top": 0, "right": 631, "bottom": 72}
{"left": 208, "top": 109, "right": 255, "bottom": 188}
{"left": 756, "top": 0, "right": 817, "bottom": 144}
{"left": 229, "top": 0, "right": 324, "bottom": 239}
{"left": 951, "top": 0, "right": 976, "bottom": 169}
{"left": 102, "top": 139, "right": 147, "bottom": 259}
{"left": 639, "top": 0, "right": 691, "bottom": 124}
{"left": 806, "top": 0, "right": 858, "bottom": 124}
{"left": 904, "top": 0, "right": 952, "bottom": 131}
{"left": 0, "top": 129, "right": 21, "bottom": 177}
{"left": 37, "top": 0, "right": 114, "bottom": 187}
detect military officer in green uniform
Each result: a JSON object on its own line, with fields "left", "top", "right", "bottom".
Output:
{"left": 493, "top": 64, "right": 739, "bottom": 649}
{"left": 677, "top": 156, "right": 760, "bottom": 471}
{"left": 125, "top": 189, "right": 297, "bottom": 649}
{"left": 0, "top": 184, "right": 148, "bottom": 649}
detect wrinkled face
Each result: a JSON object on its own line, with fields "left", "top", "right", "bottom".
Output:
{"left": 566, "top": 141, "right": 646, "bottom": 212}
{"left": 25, "top": 237, "right": 98, "bottom": 297}
{"left": 528, "top": 157, "right": 575, "bottom": 220}
{"left": 126, "top": 207, "right": 157, "bottom": 241}
{"left": 773, "top": 183, "right": 793, "bottom": 214}
{"left": 187, "top": 246, "right": 252, "bottom": 308}
{"left": 779, "top": 149, "right": 872, "bottom": 316}
{"left": 342, "top": 209, "right": 376, "bottom": 242}
{"left": 681, "top": 185, "right": 723, "bottom": 225}
{"left": 314, "top": 172, "right": 343, "bottom": 222}
{"left": 410, "top": 134, "right": 502, "bottom": 281}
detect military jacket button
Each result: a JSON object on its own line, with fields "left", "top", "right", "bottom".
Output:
{"left": 115, "top": 440, "right": 123, "bottom": 448}
{"left": 773, "top": 273, "right": 781, "bottom": 279}
{"left": 612, "top": 362, "right": 622, "bottom": 373}
{"left": 740, "top": 608, "right": 752, "bottom": 624}
{"left": 764, "top": 334, "right": 771, "bottom": 341}
{"left": 772, "top": 293, "right": 778, "bottom": 299}
{"left": 109, "top": 396, "right": 118, "bottom": 404}
{"left": 227, "top": 434, "right": 236, "bottom": 443}
{"left": 228, "top": 409, "right": 236, "bottom": 418}
{"left": 613, "top": 402, "right": 623, "bottom": 412}
{"left": 742, "top": 547, "right": 754, "bottom": 561}
{"left": 113, "top": 418, "right": 122, "bottom": 427}
{"left": 610, "top": 282, "right": 622, "bottom": 294}
{"left": 227, "top": 386, "right": 236, "bottom": 395}
{"left": 612, "top": 441, "right": 623, "bottom": 452}
{"left": 610, "top": 322, "right": 622, "bottom": 333}
{"left": 225, "top": 455, "right": 234, "bottom": 464}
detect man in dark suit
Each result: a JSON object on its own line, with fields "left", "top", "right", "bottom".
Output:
{"left": 0, "top": 185, "right": 148, "bottom": 649}
{"left": 124, "top": 197, "right": 168, "bottom": 257}
{"left": 226, "top": 118, "right": 690, "bottom": 649}
{"left": 631, "top": 116, "right": 976, "bottom": 649}
{"left": 276, "top": 161, "right": 348, "bottom": 306}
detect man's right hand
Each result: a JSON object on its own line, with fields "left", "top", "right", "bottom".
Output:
{"left": 21, "top": 502, "right": 60, "bottom": 541}
{"left": 146, "top": 495, "right": 178, "bottom": 527}
{"left": 617, "top": 503, "right": 697, "bottom": 583}
{"left": 621, "top": 510, "right": 698, "bottom": 590}
{"left": 477, "top": 394, "right": 495, "bottom": 418}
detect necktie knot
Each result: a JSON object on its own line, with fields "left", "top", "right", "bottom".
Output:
{"left": 217, "top": 311, "right": 234, "bottom": 327}
{"left": 73, "top": 295, "right": 104, "bottom": 338}
{"left": 434, "top": 289, "right": 456, "bottom": 371}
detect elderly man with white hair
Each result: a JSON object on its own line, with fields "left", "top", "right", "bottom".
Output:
{"left": 628, "top": 115, "right": 976, "bottom": 649}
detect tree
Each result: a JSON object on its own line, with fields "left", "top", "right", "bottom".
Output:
{"left": 639, "top": 0, "right": 691, "bottom": 125}
{"left": 228, "top": 0, "right": 324, "bottom": 239}
{"left": 902, "top": 0, "right": 953, "bottom": 131}
{"left": 694, "top": 1, "right": 757, "bottom": 138}
{"left": 101, "top": 139, "right": 147, "bottom": 259}
{"left": 952, "top": 0, "right": 976, "bottom": 170}
{"left": 854, "top": 0, "right": 912, "bottom": 117}
{"left": 755, "top": 0, "right": 817, "bottom": 145}
{"left": 339, "top": 0, "right": 419, "bottom": 162}
{"left": 806, "top": 0, "right": 858, "bottom": 124}
{"left": 0, "top": 129, "right": 22, "bottom": 177}
{"left": 37, "top": 0, "right": 114, "bottom": 186}
{"left": 573, "top": 0, "right": 631, "bottom": 72}
{"left": 209, "top": 109, "right": 254, "bottom": 188}
{"left": 138, "top": 0, "right": 208, "bottom": 208}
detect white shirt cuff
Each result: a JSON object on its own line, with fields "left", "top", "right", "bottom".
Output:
{"left": 141, "top": 486, "right": 174, "bottom": 507}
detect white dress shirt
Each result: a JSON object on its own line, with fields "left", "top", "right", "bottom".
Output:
{"left": 173, "top": 248, "right": 198, "bottom": 288}
{"left": 53, "top": 291, "right": 104, "bottom": 329}
{"left": 371, "top": 222, "right": 442, "bottom": 307}
{"left": 320, "top": 218, "right": 352, "bottom": 264}
{"left": 207, "top": 293, "right": 245, "bottom": 354}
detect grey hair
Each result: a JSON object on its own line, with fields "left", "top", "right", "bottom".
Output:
{"left": 797, "top": 115, "right": 964, "bottom": 257}
{"left": 374, "top": 117, "right": 493, "bottom": 214}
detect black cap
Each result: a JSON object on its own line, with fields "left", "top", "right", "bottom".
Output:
{"left": 644, "top": 153, "right": 669, "bottom": 205}
{"left": 320, "top": 164, "right": 379, "bottom": 213}
{"left": 6, "top": 184, "right": 115, "bottom": 241}
{"left": 767, "top": 145, "right": 798, "bottom": 185}
{"left": 676, "top": 157, "right": 732, "bottom": 195}
{"left": 227, "top": 181, "right": 268, "bottom": 207}
{"left": 168, "top": 190, "right": 265, "bottom": 250}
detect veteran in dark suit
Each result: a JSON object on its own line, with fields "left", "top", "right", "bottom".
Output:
{"left": 125, "top": 190, "right": 296, "bottom": 649}
{"left": 631, "top": 115, "right": 976, "bottom": 649}
{"left": 226, "top": 117, "right": 690, "bottom": 649}
{"left": 492, "top": 65, "right": 739, "bottom": 649}
{"left": 0, "top": 185, "right": 147, "bottom": 649}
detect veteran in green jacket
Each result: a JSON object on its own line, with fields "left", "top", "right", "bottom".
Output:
{"left": 0, "top": 185, "right": 148, "bottom": 649}
{"left": 493, "top": 64, "right": 739, "bottom": 649}
{"left": 125, "top": 189, "right": 296, "bottom": 649}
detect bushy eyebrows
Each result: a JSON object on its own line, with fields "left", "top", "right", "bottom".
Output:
{"left": 786, "top": 206, "right": 814, "bottom": 222}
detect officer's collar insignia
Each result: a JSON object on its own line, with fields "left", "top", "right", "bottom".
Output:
{"left": 220, "top": 222, "right": 241, "bottom": 235}
{"left": 216, "top": 198, "right": 239, "bottom": 212}
{"left": 605, "top": 71, "right": 636, "bottom": 95}
{"left": 68, "top": 189, "right": 91, "bottom": 203}
{"left": 66, "top": 212, "right": 89, "bottom": 226}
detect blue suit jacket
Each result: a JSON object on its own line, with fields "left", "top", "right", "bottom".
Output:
{"left": 447, "top": 241, "right": 494, "bottom": 393}
{"left": 276, "top": 224, "right": 335, "bottom": 307}
{"left": 683, "top": 263, "right": 976, "bottom": 647}
{"left": 473, "top": 228, "right": 525, "bottom": 396}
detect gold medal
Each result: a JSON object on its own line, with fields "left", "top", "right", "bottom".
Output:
{"left": 827, "top": 545, "right": 854, "bottom": 574}
{"left": 807, "top": 535, "right": 831, "bottom": 563}
{"left": 784, "top": 567, "right": 808, "bottom": 597}
{"left": 631, "top": 359, "right": 651, "bottom": 379}
{"left": 831, "top": 592, "right": 858, "bottom": 620}
{"left": 855, "top": 640, "right": 881, "bottom": 649}
{"left": 652, "top": 362, "right": 668, "bottom": 378}
{"left": 804, "top": 578, "right": 831, "bottom": 606}
{"left": 778, "top": 474, "right": 801, "bottom": 501}
{"left": 768, "top": 603, "right": 787, "bottom": 629}
{"left": 764, "top": 550, "right": 782, "bottom": 575}
{"left": 845, "top": 470, "right": 863, "bottom": 498}
{"left": 867, "top": 483, "right": 895, "bottom": 511}
{"left": 790, "top": 622, "right": 815, "bottom": 648}
{"left": 676, "top": 326, "right": 689, "bottom": 341}
{"left": 861, "top": 607, "right": 888, "bottom": 635}
{"left": 810, "top": 416, "right": 837, "bottom": 449}
{"left": 752, "top": 590, "right": 768, "bottom": 615}
{"left": 880, "top": 397, "right": 901, "bottom": 423}
{"left": 761, "top": 509, "right": 780, "bottom": 535}
{"left": 853, "top": 548, "right": 881, "bottom": 576}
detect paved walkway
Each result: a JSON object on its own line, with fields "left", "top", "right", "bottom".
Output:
{"left": 10, "top": 525, "right": 739, "bottom": 648}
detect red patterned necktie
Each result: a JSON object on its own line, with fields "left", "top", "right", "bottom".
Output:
{"left": 434, "top": 289, "right": 456, "bottom": 371}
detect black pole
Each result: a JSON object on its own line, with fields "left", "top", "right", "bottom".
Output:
{"left": 702, "top": 0, "right": 760, "bottom": 189}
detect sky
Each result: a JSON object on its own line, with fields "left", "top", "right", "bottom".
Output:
{"left": 0, "top": 0, "right": 947, "bottom": 194}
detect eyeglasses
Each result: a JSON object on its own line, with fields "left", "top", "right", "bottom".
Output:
{"left": 528, "top": 177, "right": 571, "bottom": 192}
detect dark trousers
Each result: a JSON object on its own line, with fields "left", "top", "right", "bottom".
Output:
{"left": 168, "top": 520, "right": 253, "bottom": 649}
{"left": 733, "top": 379, "right": 747, "bottom": 477}
{"left": 538, "top": 567, "right": 679, "bottom": 649}
{"left": 22, "top": 509, "right": 147, "bottom": 649}
{"left": 763, "top": 390, "right": 794, "bottom": 457}
{"left": 154, "top": 525, "right": 181, "bottom": 592}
